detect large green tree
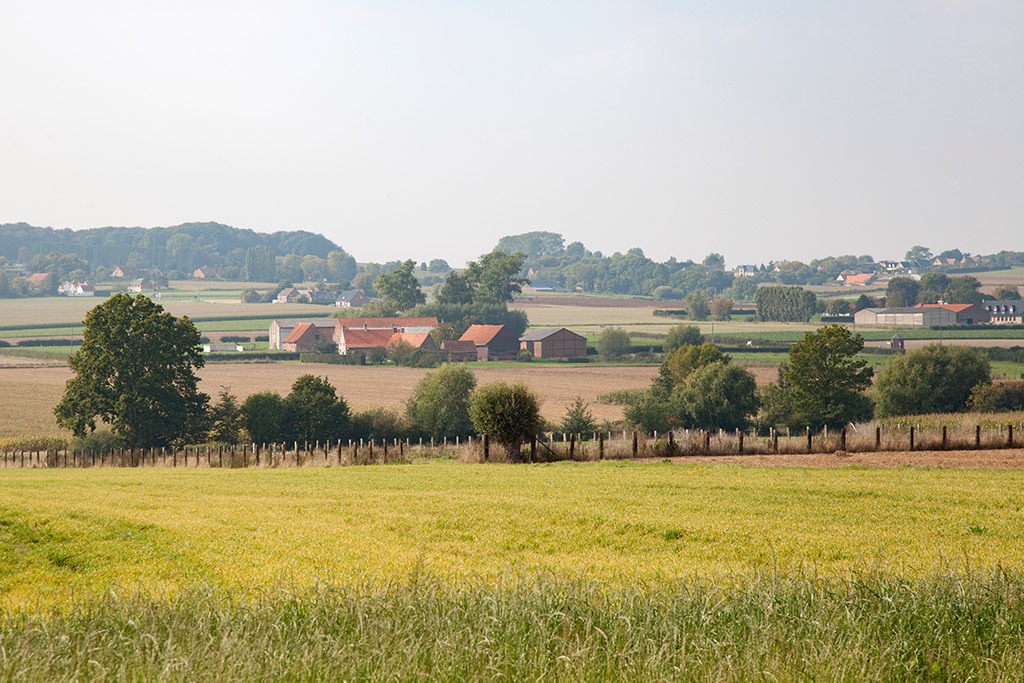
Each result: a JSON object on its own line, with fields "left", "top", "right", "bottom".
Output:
{"left": 885, "top": 277, "right": 920, "bottom": 307}
{"left": 780, "top": 325, "right": 873, "bottom": 430}
{"left": 673, "top": 362, "right": 759, "bottom": 432}
{"left": 374, "top": 259, "right": 426, "bottom": 312}
{"left": 874, "top": 345, "right": 991, "bottom": 417}
{"left": 466, "top": 251, "right": 527, "bottom": 305}
{"left": 54, "top": 294, "right": 209, "bottom": 447}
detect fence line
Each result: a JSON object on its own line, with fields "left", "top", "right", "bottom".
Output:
{"left": 2, "top": 423, "right": 1024, "bottom": 469}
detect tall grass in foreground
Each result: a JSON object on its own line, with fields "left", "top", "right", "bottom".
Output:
{"left": 2, "top": 572, "right": 1023, "bottom": 681}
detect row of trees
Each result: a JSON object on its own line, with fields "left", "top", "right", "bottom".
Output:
{"left": 623, "top": 324, "right": 1008, "bottom": 435}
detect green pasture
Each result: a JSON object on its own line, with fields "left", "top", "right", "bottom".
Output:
{"left": 2, "top": 461, "right": 1023, "bottom": 611}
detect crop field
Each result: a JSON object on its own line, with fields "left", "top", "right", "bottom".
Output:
{"left": 2, "top": 462, "right": 1024, "bottom": 678}
{"left": 0, "top": 363, "right": 662, "bottom": 440}
{"left": 2, "top": 461, "right": 1023, "bottom": 606}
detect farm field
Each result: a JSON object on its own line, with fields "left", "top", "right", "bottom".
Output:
{"left": 5, "top": 460, "right": 1024, "bottom": 678}
{"left": 3, "top": 460, "right": 1024, "bottom": 609}
{"left": 0, "top": 363, "right": 662, "bottom": 440}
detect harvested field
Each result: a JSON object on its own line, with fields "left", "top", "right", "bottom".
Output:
{"left": 0, "top": 363, "right": 663, "bottom": 437}
{"left": 864, "top": 338, "right": 1024, "bottom": 349}
{"left": 655, "top": 449, "right": 1024, "bottom": 469}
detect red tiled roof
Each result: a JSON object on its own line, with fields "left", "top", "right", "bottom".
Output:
{"left": 340, "top": 328, "right": 396, "bottom": 349}
{"left": 389, "top": 332, "right": 433, "bottom": 350}
{"left": 335, "top": 317, "right": 438, "bottom": 330}
{"left": 459, "top": 324, "right": 505, "bottom": 346}
{"left": 283, "top": 323, "right": 315, "bottom": 344}
{"left": 915, "top": 303, "right": 974, "bottom": 312}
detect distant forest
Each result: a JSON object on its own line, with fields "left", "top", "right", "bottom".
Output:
{"left": 2, "top": 222, "right": 1023, "bottom": 303}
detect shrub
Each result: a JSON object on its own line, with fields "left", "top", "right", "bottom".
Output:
{"left": 969, "top": 381, "right": 1024, "bottom": 413}
{"left": 875, "top": 345, "right": 991, "bottom": 417}
{"left": 469, "top": 382, "right": 541, "bottom": 462}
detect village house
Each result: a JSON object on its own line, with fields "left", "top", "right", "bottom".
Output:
{"left": 334, "top": 290, "right": 368, "bottom": 308}
{"left": 58, "top": 280, "right": 95, "bottom": 296}
{"left": 110, "top": 265, "right": 137, "bottom": 279}
{"left": 275, "top": 287, "right": 300, "bottom": 303}
{"left": 388, "top": 332, "right": 440, "bottom": 354}
{"left": 459, "top": 324, "right": 521, "bottom": 361}
{"left": 126, "top": 278, "right": 153, "bottom": 293}
{"left": 519, "top": 327, "right": 588, "bottom": 359}
{"left": 982, "top": 299, "right": 1024, "bottom": 325}
{"left": 281, "top": 322, "right": 335, "bottom": 352}
{"left": 268, "top": 319, "right": 336, "bottom": 350}
{"left": 333, "top": 317, "right": 439, "bottom": 355}
{"left": 440, "top": 339, "right": 478, "bottom": 362}
{"left": 193, "top": 267, "right": 219, "bottom": 279}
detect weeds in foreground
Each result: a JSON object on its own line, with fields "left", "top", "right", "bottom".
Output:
{"left": 1, "top": 571, "right": 1023, "bottom": 681}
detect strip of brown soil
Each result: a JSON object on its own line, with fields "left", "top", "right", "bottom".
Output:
{"left": 651, "top": 449, "right": 1024, "bottom": 469}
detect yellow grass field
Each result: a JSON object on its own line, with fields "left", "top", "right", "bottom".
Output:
{"left": 0, "top": 363, "right": 661, "bottom": 439}
{"left": 2, "top": 461, "right": 1023, "bottom": 609}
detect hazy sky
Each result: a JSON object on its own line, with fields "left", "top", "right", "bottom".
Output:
{"left": 2, "top": 1, "right": 1021, "bottom": 267}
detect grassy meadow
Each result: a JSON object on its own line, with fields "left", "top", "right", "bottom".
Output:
{"left": 3, "top": 461, "right": 1024, "bottom": 678}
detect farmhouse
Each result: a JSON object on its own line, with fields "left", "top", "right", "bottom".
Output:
{"left": 982, "top": 299, "right": 1024, "bottom": 325}
{"left": 127, "top": 278, "right": 153, "bottom": 293}
{"left": 440, "top": 339, "right": 478, "bottom": 362}
{"left": 854, "top": 307, "right": 957, "bottom": 327}
{"left": 335, "top": 289, "right": 368, "bottom": 308}
{"left": 520, "top": 327, "right": 588, "bottom": 359}
{"left": 388, "top": 332, "right": 440, "bottom": 354}
{"left": 268, "top": 319, "right": 336, "bottom": 349}
{"left": 914, "top": 303, "right": 990, "bottom": 325}
{"left": 275, "top": 287, "right": 300, "bottom": 303}
{"left": 282, "top": 322, "right": 335, "bottom": 352}
{"left": 836, "top": 272, "right": 876, "bottom": 286}
{"left": 336, "top": 328, "right": 396, "bottom": 355}
{"left": 58, "top": 280, "right": 95, "bottom": 296}
{"left": 333, "top": 317, "right": 439, "bottom": 355}
{"left": 193, "top": 267, "right": 219, "bottom": 279}
{"left": 459, "top": 324, "right": 521, "bottom": 361}
{"left": 110, "top": 265, "right": 137, "bottom": 279}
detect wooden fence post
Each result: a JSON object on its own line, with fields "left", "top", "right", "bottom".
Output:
{"left": 598, "top": 433, "right": 605, "bottom": 460}
{"left": 941, "top": 426, "right": 947, "bottom": 450}
{"left": 875, "top": 426, "right": 881, "bottom": 451}
{"left": 569, "top": 434, "right": 576, "bottom": 460}
{"left": 840, "top": 428, "right": 846, "bottom": 452}
{"left": 703, "top": 431, "right": 711, "bottom": 455}
{"left": 632, "top": 432, "right": 639, "bottom": 458}
{"left": 806, "top": 428, "right": 812, "bottom": 454}
{"left": 738, "top": 430, "right": 744, "bottom": 454}
{"left": 1008, "top": 424, "right": 1014, "bottom": 448}
{"left": 530, "top": 436, "right": 536, "bottom": 463}
{"left": 483, "top": 434, "right": 489, "bottom": 461}
{"left": 772, "top": 430, "right": 779, "bottom": 453}
{"left": 909, "top": 426, "right": 915, "bottom": 451}
{"left": 976, "top": 425, "right": 982, "bottom": 449}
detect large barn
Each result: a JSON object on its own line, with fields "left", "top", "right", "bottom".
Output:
{"left": 519, "top": 327, "right": 587, "bottom": 359}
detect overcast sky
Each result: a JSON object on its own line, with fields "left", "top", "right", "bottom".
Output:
{"left": 2, "top": 1, "right": 1021, "bottom": 268}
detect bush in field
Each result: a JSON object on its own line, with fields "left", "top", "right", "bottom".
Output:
{"left": 349, "top": 407, "right": 410, "bottom": 441}
{"left": 969, "top": 381, "right": 1024, "bottom": 413}
{"left": 673, "top": 363, "right": 759, "bottom": 432}
{"left": 241, "top": 392, "right": 287, "bottom": 444}
{"left": 663, "top": 324, "right": 704, "bottom": 354}
{"left": 406, "top": 364, "right": 477, "bottom": 440}
{"left": 560, "top": 397, "right": 596, "bottom": 436}
{"left": 469, "top": 382, "right": 541, "bottom": 461}
{"left": 597, "top": 327, "right": 631, "bottom": 360}
{"left": 210, "top": 389, "right": 244, "bottom": 443}
{"left": 283, "top": 375, "right": 350, "bottom": 444}
{"left": 875, "top": 345, "right": 991, "bottom": 417}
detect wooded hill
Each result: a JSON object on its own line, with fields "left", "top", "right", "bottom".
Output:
{"left": 0, "top": 222, "right": 339, "bottom": 274}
